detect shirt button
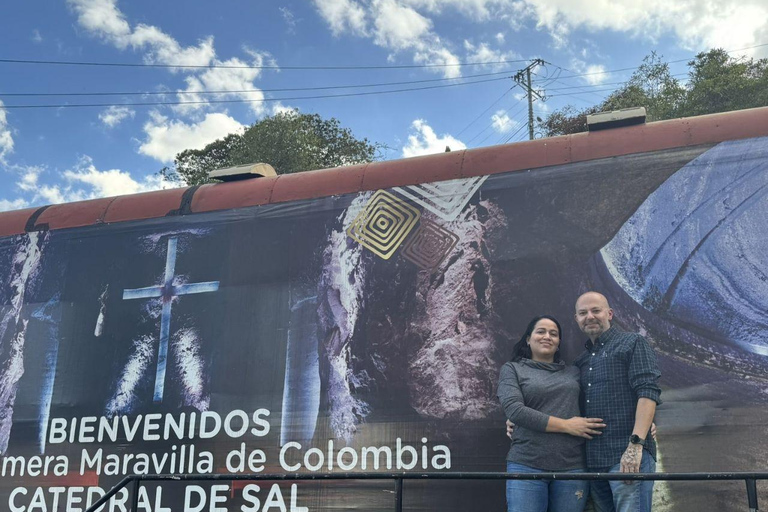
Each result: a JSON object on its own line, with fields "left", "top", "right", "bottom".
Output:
{"left": 592, "top": 353, "right": 595, "bottom": 356}
{"left": 589, "top": 368, "right": 593, "bottom": 371}
{"left": 588, "top": 383, "right": 591, "bottom": 387}
{"left": 586, "top": 400, "right": 590, "bottom": 403}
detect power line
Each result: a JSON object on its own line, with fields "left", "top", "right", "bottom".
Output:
{"left": 502, "top": 121, "right": 530, "bottom": 144}
{"left": 547, "top": 87, "right": 623, "bottom": 98}
{"left": 0, "top": 70, "right": 514, "bottom": 98}
{"left": 0, "top": 57, "right": 532, "bottom": 71}
{"left": 466, "top": 98, "right": 527, "bottom": 145}
{"left": 472, "top": 101, "right": 528, "bottom": 147}
{"left": 455, "top": 86, "right": 515, "bottom": 137}
{"left": 546, "top": 77, "right": 607, "bottom": 100}
{"left": 538, "top": 72, "right": 688, "bottom": 91}
{"left": 0, "top": 76, "right": 509, "bottom": 110}
{"left": 494, "top": 102, "right": 536, "bottom": 145}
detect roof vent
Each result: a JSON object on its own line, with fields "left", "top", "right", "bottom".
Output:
{"left": 209, "top": 163, "right": 277, "bottom": 182}
{"left": 587, "top": 107, "right": 647, "bottom": 131}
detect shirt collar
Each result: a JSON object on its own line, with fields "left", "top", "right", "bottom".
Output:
{"left": 584, "top": 325, "right": 617, "bottom": 351}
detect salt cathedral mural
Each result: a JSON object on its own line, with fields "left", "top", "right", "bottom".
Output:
{"left": 0, "top": 136, "right": 766, "bottom": 511}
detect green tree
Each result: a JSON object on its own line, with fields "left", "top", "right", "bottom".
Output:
{"left": 539, "top": 49, "right": 767, "bottom": 137}
{"left": 167, "top": 109, "right": 379, "bottom": 185}
{"left": 681, "top": 49, "right": 768, "bottom": 117}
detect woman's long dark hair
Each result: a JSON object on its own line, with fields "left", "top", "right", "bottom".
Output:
{"left": 510, "top": 315, "right": 563, "bottom": 363}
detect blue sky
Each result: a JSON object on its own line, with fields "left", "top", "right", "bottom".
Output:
{"left": 1, "top": 0, "right": 766, "bottom": 211}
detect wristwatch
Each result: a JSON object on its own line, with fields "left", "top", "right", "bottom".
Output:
{"left": 629, "top": 434, "right": 646, "bottom": 446}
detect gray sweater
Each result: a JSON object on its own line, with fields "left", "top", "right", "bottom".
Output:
{"left": 497, "top": 359, "right": 586, "bottom": 470}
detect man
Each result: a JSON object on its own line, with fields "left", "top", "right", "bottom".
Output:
{"left": 506, "top": 292, "right": 661, "bottom": 512}
{"left": 572, "top": 291, "right": 661, "bottom": 512}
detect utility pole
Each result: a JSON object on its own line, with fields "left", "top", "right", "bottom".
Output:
{"left": 514, "top": 59, "right": 545, "bottom": 140}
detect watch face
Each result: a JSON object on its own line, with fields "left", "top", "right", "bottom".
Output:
{"left": 630, "top": 435, "right": 644, "bottom": 445}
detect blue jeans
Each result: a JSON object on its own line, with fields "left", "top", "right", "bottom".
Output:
{"left": 590, "top": 452, "right": 656, "bottom": 512}
{"left": 506, "top": 462, "right": 589, "bottom": 512}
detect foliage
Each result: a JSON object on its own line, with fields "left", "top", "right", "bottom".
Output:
{"left": 165, "top": 110, "right": 379, "bottom": 185}
{"left": 539, "top": 49, "right": 768, "bottom": 137}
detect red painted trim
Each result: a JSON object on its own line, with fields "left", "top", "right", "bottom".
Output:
{"left": 0, "top": 207, "right": 40, "bottom": 238}
{"left": 271, "top": 163, "right": 367, "bottom": 203}
{"left": 190, "top": 177, "right": 278, "bottom": 213}
{"left": 361, "top": 150, "right": 465, "bottom": 190}
{"left": 1, "top": 106, "right": 766, "bottom": 236}
{"left": 34, "top": 197, "right": 115, "bottom": 231}
{"left": 103, "top": 187, "right": 190, "bottom": 223}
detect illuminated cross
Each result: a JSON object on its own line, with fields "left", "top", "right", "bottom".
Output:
{"left": 122, "top": 237, "right": 219, "bottom": 402}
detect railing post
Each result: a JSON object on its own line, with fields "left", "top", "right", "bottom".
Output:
{"left": 130, "top": 477, "right": 141, "bottom": 512}
{"left": 746, "top": 479, "right": 758, "bottom": 512}
{"left": 395, "top": 477, "right": 403, "bottom": 512}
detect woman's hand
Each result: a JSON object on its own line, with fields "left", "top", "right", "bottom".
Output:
{"left": 560, "top": 417, "right": 606, "bottom": 439}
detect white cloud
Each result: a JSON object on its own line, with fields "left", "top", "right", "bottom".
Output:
{"left": 0, "top": 198, "right": 29, "bottom": 212}
{"left": 312, "top": 0, "right": 462, "bottom": 78}
{"left": 399, "top": 0, "right": 504, "bottom": 20}
{"left": 570, "top": 58, "right": 609, "bottom": 85}
{"left": 67, "top": 0, "right": 216, "bottom": 66}
{"left": 63, "top": 156, "right": 174, "bottom": 197}
{"left": 464, "top": 40, "right": 519, "bottom": 69}
{"left": 271, "top": 102, "right": 296, "bottom": 116}
{"left": 413, "top": 46, "right": 462, "bottom": 78}
{"left": 515, "top": 0, "right": 768, "bottom": 55}
{"left": 39, "top": 185, "right": 75, "bottom": 205}
{"left": 0, "top": 101, "right": 14, "bottom": 165}
{"left": 31, "top": 29, "right": 43, "bottom": 43}
{"left": 491, "top": 110, "right": 519, "bottom": 133}
{"left": 314, "top": 0, "right": 768, "bottom": 69}
{"left": 8, "top": 165, "right": 73, "bottom": 205}
{"left": 98, "top": 105, "right": 136, "bottom": 128}
{"left": 16, "top": 165, "right": 44, "bottom": 192}
{"left": 68, "top": 0, "right": 278, "bottom": 117}
{"left": 402, "top": 119, "right": 466, "bottom": 157}
{"left": 139, "top": 111, "right": 245, "bottom": 163}
{"left": 373, "top": 0, "right": 432, "bottom": 50}
{"left": 3, "top": 158, "right": 178, "bottom": 210}
{"left": 495, "top": 32, "right": 505, "bottom": 44}
{"left": 312, "top": 0, "right": 368, "bottom": 36}
{"left": 583, "top": 64, "right": 608, "bottom": 85}
{"left": 175, "top": 53, "right": 268, "bottom": 116}
{"left": 280, "top": 7, "right": 299, "bottom": 33}
{"left": 370, "top": 0, "right": 461, "bottom": 78}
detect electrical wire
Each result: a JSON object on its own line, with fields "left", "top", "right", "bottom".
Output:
{"left": 0, "top": 57, "right": 532, "bottom": 71}
{"left": 466, "top": 98, "right": 527, "bottom": 146}
{"left": 503, "top": 121, "right": 530, "bottom": 144}
{"left": 539, "top": 72, "right": 689, "bottom": 91}
{"left": 490, "top": 103, "right": 531, "bottom": 145}
{"left": 0, "top": 76, "right": 510, "bottom": 110}
{"left": 0, "top": 70, "right": 515, "bottom": 98}
{"left": 454, "top": 86, "right": 515, "bottom": 138}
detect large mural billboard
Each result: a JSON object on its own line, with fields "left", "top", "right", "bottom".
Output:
{"left": 0, "top": 136, "right": 766, "bottom": 511}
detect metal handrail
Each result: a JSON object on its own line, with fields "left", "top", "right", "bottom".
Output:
{"left": 85, "top": 471, "right": 767, "bottom": 512}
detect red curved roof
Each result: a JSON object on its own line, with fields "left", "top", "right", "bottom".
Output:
{"left": 2, "top": 106, "right": 767, "bottom": 238}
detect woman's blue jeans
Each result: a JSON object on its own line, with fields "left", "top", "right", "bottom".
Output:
{"left": 506, "top": 461, "right": 589, "bottom": 512}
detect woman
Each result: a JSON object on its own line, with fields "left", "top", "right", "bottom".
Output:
{"left": 497, "top": 315, "right": 605, "bottom": 512}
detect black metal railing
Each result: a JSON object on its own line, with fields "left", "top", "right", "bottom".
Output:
{"left": 85, "top": 471, "right": 766, "bottom": 512}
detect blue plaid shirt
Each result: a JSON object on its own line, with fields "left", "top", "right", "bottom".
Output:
{"left": 573, "top": 326, "right": 662, "bottom": 469}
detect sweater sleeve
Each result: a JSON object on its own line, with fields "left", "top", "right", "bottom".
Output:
{"left": 497, "top": 362, "right": 551, "bottom": 432}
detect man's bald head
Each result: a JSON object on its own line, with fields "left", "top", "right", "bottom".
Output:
{"left": 574, "top": 291, "right": 613, "bottom": 341}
